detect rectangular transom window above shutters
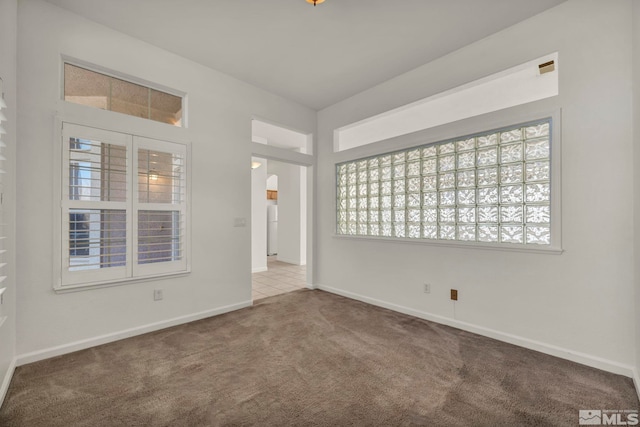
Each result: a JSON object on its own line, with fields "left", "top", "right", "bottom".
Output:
{"left": 58, "top": 123, "right": 189, "bottom": 290}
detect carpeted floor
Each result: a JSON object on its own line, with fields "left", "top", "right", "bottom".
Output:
{"left": 0, "top": 289, "right": 638, "bottom": 426}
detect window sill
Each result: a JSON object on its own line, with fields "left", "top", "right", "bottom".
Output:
{"left": 53, "top": 270, "right": 191, "bottom": 294}
{"left": 332, "top": 234, "right": 563, "bottom": 255}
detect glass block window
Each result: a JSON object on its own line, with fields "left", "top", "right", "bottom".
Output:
{"left": 336, "top": 119, "right": 552, "bottom": 246}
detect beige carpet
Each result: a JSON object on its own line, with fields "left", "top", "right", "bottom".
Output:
{"left": 0, "top": 289, "right": 638, "bottom": 426}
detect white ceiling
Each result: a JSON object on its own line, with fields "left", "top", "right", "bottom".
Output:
{"left": 44, "top": 0, "right": 566, "bottom": 110}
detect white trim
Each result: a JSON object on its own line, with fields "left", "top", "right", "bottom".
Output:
{"left": 16, "top": 300, "right": 251, "bottom": 366}
{"left": 0, "top": 357, "right": 16, "bottom": 408}
{"left": 316, "top": 284, "right": 635, "bottom": 378}
{"left": 252, "top": 267, "right": 268, "bottom": 273}
{"left": 633, "top": 367, "right": 640, "bottom": 402}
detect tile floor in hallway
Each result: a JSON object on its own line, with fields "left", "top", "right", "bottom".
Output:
{"left": 252, "top": 256, "right": 307, "bottom": 300}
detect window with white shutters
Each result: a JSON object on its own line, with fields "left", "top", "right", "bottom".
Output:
{"left": 59, "top": 123, "right": 188, "bottom": 289}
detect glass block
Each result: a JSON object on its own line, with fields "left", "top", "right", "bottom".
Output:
{"left": 525, "top": 161, "right": 550, "bottom": 182}
{"left": 525, "top": 183, "right": 550, "bottom": 203}
{"left": 381, "top": 181, "right": 392, "bottom": 195}
{"left": 458, "top": 207, "right": 476, "bottom": 223}
{"left": 394, "top": 223, "right": 406, "bottom": 238}
{"left": 394, "top": 194, "right": 406, "bottom": 208}
{"left": 500, "top": 205, "right": 523, "bottom": 223}
{"left": 423, "top": 225, "right": 437, "bottom": 239}
{"left": 357, "top": 160, "right": 367, "bottom": 170}
{"left": 477, "top": 187, "right": 498, "bottom": 205}
{"left": 381, "top": 196, "right": 392, "bottom": 209}
{"left": 478, "top": 225, "right": 499, "bottom": 242}
{"left": 423, "top": 208, "right": 438, "bottom": 223}
{"left": 338, "top": 173, "right": 347, "bottom": 186}
{"left": 347, "top": 223, "right": 357, "bottom": 235}
{"left": 394, "top": 210, "right": 406, "bottom": 222}
{"left": 348, "top": 185, "right": 357, "bottom": 198}
{"left": 393, "top": 180, "right": 406, "bottom": 194}
{"left": 478, "top": 206, "right": 498, "bottom": 223}
{"left": 407, "top": 193, "right": 421, "bottom": 207}
{"left": 438, "top": 142, "right": 455, "bottom": 155}
{"left": 422, "top": 158, "right": 437, "bottom": 174}
{"left": 348, "top": 198, "right": 357, "bottom": 210}
{"left": 422, "top": 146, "right": 437, "bottom": 158}
{"left": 358, "top": 170, "right": 368, "bottom": 183}
{"left": 423, "top": 192, "right": 438, "bottom": 206}
{"left": 369, "top": 223, "right": 380, "bottom": 236}
{"left": 408, "top": 224, "right": 421, "bottom": 239}
{"left": 338, "top": 223, "right": 347, "bottom": 234}
{"left": 458, "top": 225, "right": 476, "bottom": 241}
{"left": 458, "top": 151, "right": 475, "bottom": 169}
{"left": 393, "top": 164, "right": 405, "bottom": 178}
{"left": 439, "top": 155, "right": 456, "bottom": 172}
{"left": 500, "top": 164, "right": 523, "bottom": 183}
{"left": 358, "top": 223, "right": 368, "bottom": 235}
{"left": 525, "top": 138, "right": 549, "bottom": 161}
{"left": 526, "top": 226, "right": 550, "bottom": 245}
{"left": 339, "top": 186, "right": 347, "bottom": 198}
{"left": 358, "top": 198, "right": 368, "bottom": 211}
{"left": 501, "top": 226, "right": 523, "bottom": 243}
{"left": 407, "top": 178, "right": 420, "bottom": 193}
{"left": 369, "top": 168, "right": 379, "bottom": 182}
{"left": 477, "top": 167, "right": 498, "bottom": 186}
{"left": 439, "top": 225, "right": 456, "bottom": 240}
{"left": 500, "top": 185, "right": 523, "bottom": 204}
{"left": 338, "top": 164, "right": 347, "bottom": 175}
{"left": 525, "top": 122, "right": 550, "bottom": 139}
{"left": 477, "top": 133, "right": 497, "bottom": 147}
{"left": 393, "top": 152, "right": 405, "bottom": 163}
{"left": 369, "top": 196, "right": 379, "bottom": 210}
{"left": 407, "top": 161, "right": 420, "bottom": 177}
{"left": 457, "top": 170, "right": 476, "bottom": 188}
{"left": 368, "top": 158, "right": 380, "bottom": 169}
{"left": 339, "top": 198, "right": 347, "bottom": 210}
{"left": 381, "top": 210, "right": 392, "bottom": 223}
{"left": 369, "top": 181, "right": 380, "bottom": 195}
{"left": 457, "top": 138, "right": 475, "bottom": 151}
{"left": 381, "top": 166, "right": 392, "bottom": 180}
{"left": 369, "top": 211, "right": 379, "bottom": 223}
{"left": 348, "top": 211, "right": 357, "bottom": 223}
{"left": 458, "top": 189, "right": 476, "bottom": 205}
{"left": 407, "top": 149, "right": 421, "bottom": 161}
{"left": 526, "top": 205, "right": 550, "bottom": 224}
{"left": 500, "top": 128, "right": 522, "bottom": 143}
{"left": 439, "top": 207, "right": 456, "bottom": 223}
{"left": 381, "top": 223, "right": 392, "bottom": 237}
{"left": 408, "top": 209, "right": 421, "bottom": 223}
{"left": 501, "top": 142, "right": 523, "bottom": 163}
{"left": 439, "top": 172, "right": 455, "bottom": 189}
{"left": 338, "top": 211, "right": 347, "bottom": 223}
{"left": 477, "top": 147, "right": 498, "bottom": 166}
{"left": 439, "top": 191, "right": 456, "bottom": 206}
{"left": 380, "top": 155, "right": 391, "bottom": 166}
{"left": 348, "top": 172, "right": 357, "bottom": 185}
{"left": 347, "top": 163, "right": 356, "bottom": 173}
{"left": 358, "top": 184, "right": 368, "bottom": 197}
{"left": 422, "top": 175, "right": 437, "bottom": 191}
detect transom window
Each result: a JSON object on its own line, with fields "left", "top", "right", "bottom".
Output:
{"left": 336, "top": 119, "right": 553, "bottom": 247}
{"left": 59, "top": 123, "right": 189, "bottom": 289}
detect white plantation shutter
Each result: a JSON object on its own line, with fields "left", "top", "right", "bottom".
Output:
{"left": 59, "top": 123, "right": 189, "bottom": 289}
{"left": 0, "top": 82, "right": 7, "bottom": 313}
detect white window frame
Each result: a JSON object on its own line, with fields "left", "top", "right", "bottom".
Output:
{"left": 332, "top": 108, "right": 562, "bottom": 254}
{"left": 54, "top": 121, "right": 191, "bottom": 291}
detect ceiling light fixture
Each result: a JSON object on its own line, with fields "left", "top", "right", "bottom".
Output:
{"left": 251, "top": 161, "right": 262, "bottom": 170}
{"left": 306, "top": 0, "right": 325, "bottom": 6}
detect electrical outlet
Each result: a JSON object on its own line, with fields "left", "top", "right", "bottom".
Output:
{"left": 423, "top": 283, "right": 431, "bottom": 294}
{"left": 450, "top": 289, "right": 458, "bottom": 301}
{"left": 153, "top": 289, "right": 163, "bottom": 301}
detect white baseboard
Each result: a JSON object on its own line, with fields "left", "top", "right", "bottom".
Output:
{"left": 252, "top": 267, "right": 268, "bottom": 273}
{"left": 16, "top": 300, "right": 252, "bottom": 366}
{"left": 0, "top": 357, "right": 16, "bottom": 409}
{"left": 633, "top": 367, "right": 640, "bottom": 402}
{"left": 317, "top": 284, "right": 635, "bottom": 378}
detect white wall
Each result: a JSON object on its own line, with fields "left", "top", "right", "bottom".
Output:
{"left": 251, "top": 158, "right": 267, "bottom": 273}
{"left": 16, "top": 0, "right": 315, "bottom": 359}
{"left": 633, "top": 0, "right": 640, "bottom": 395}
{"left": 268, "top": 161, "right": 306, "bottom": 265}
{"left": 317, "top": 0, "right": 636, "bottom": 375}
{"left": 0, "top": 0, "right": 17, "bottom": 405}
